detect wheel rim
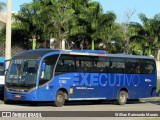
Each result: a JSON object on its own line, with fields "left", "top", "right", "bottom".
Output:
{"left": 57, "top": 94, "right": 63, "bottom": 103}
{"left": 120, "top": 93, "right": 126, "bottom": 102}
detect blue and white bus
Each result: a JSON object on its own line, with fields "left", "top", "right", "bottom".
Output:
{"left": 0, "top": 57, "right": 5, "bottom": 94}
{"left": 4, "top": 49, "right": 157, "bottom": 107}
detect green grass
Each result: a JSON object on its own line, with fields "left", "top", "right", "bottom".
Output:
{"left": 135, "top": 118, "right": 160, "bottom": 120}
{"left": 157, "top": 80, "right": 160, "bottom": 90}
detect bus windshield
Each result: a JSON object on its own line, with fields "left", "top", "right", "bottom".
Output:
{"left": 6, "top": 59, "right": 39, "bottom": 89}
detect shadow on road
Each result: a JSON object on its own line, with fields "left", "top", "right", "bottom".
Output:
{"left": 0, "top": 94, "right": 4, "bottom": 101}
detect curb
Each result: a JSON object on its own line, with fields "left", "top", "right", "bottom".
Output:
{"left": 0, "top": 101, "right": 4, "bottom": 104}
{"left": 140, "top": 97, "right": 160, "bottom": 101}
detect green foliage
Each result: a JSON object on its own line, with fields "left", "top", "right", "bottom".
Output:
{"left": 0, "top": 1, "right": 6, "bottom": 43}
{"left": 10, "top": 0, "right": 160, "bottom": 55}
{"left": 0, "top": 1, "right": 6, "bottom": 11}
{"left": 129, "top": 13, "right": 160, "bottom": 56}
{"left": 11, "top": 0, "right": 119, "bottom": 50}
{"left": 157, "top": 80, "right": 160, "bottom": 90}
{"left": 68, "top": 0, "right": 117, "bottom": 50}
{"left": 0, "top": 26, "right": 5, "bottom": 43}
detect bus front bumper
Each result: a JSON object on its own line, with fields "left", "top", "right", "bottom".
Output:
{"left": 4, "top": 91, "right": 37, "bottom": 102}
{"left": 0, "top": 85, "right": 4, "bottom": 94}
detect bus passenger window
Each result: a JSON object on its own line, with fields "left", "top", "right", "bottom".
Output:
{"left": 126, "top": 59, "right": 140, "bottom": 74}
{"left": 110, "top": 58, "right": 125, "bottom": 73}
{"left": 97, "top": 62, "right": 104, "bottom": 72}
{"left": 76, "top": 61, "right": 82, "bottom": 71}
{"left": 39, "top": 55, "right": 58, "bottom": 86}
{"left": 55, "top": 60, "right": 64, "bottom": 72}
{"left": 76, "top": 56, "right": 93, "bottom": 72}
{"left": 93, "top": 57, "right": 109, "bottom": 73}
{"left": 81, "top": 61, "right": 92, "bottom": 72}
{"left": 140, "top": 59, "right": 155, "bottom": 74}
{"left": 135, "top": 66, "right": 140, "bottom": 73}
{"left": 55, "top": 55, "right": 75, "bottom": 73}
{"left": 64, "top": 60, "right": 75, "bottom": 72}
{"left": 82, "top": 63, "right": 87, "bottom": 71}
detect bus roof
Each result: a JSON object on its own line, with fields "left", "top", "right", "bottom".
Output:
{"left": 106, "top": 54, "right": 155, "bottom": 59}
{"left": 13, "top": 49, "right": 58, "bottom": 59}
{"left": 12, "top": 49, "right": 155, "bottom": 60}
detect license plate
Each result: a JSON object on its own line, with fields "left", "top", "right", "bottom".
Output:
{"left": 15, "top": 95, "right": 21, "bottom": 99}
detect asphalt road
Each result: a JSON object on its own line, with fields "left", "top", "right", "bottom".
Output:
{"left": 0, "top": 98, "right": 159, "bottom": 120}
{"left": 0, "top": 100, "right": 159, "bottom": 111}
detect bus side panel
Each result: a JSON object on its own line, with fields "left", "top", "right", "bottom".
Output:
{"left": 139, "top": 73, "right": 157, "bottom": 98}
{"left": 105, "top": 73, "right": 156, "bottom": 99}
{"left": 54, "top": 73, "right": 108, "bottom": 100}
{"left": 34, "top": 72, "right": 157, "bottom": 101}
{"left": 105, "top": 74, "right": 135, "bottom": 99}
{"left": 5, "top": 72, "right": 157, "bottom": 102}
{"left": 36, "top": 86, "right": 56, "bottom": 101}
{"left": 36, "top": 76, "right": 71, "bottom": 101}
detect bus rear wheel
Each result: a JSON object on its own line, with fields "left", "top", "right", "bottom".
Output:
{"left": 54, "top": 90, "right": 65, "bottom": 107}
{"left": 116, "top": 90, "right": 128, "bottom": 105}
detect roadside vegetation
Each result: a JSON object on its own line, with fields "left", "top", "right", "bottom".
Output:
{"left": 157, "top": 80, "right": 160, "bottom": 90}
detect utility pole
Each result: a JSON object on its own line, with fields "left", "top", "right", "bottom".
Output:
{"left": 5, "top": 0, "right": 12, "bottom": 69}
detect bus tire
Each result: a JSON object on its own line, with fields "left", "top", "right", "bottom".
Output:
{"left": 4, "top": 100, "right": 12, "bottom": 104}
{"left": 116, "top": 90, "right": 128, "bottom": 105}
{"left": 54, "top": 90, "right": 65, "bottom": 107}
{"left": 29, "top": 101, "right": 38, "bottom": 106}
{"left": 151, "top": 88, "right": 156, "bottom": 96}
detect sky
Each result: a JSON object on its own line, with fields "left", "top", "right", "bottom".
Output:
{"left": 98, "top": 0, "right": 160, "bottom": 23}
{"left": 1, "top": 0, "right": 160, "bottom": 23}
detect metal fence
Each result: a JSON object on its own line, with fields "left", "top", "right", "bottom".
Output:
{"left": 0, "top": 40, "right": 51, "bottom": 58}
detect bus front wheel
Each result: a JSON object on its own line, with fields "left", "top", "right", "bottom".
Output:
{"left": 4, "top": 100, "right": 11, "bottom": 104}
{"left": 54, "top": 90, "right": 65, "bottom": 107}
{"left": 116, "top": 90, "right": 128, "bottom": 105}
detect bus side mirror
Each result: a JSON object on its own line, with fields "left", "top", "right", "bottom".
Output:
{"left": 41, "top": 62, "right": 46, "bottom": 71}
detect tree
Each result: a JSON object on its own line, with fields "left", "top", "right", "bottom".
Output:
{"left": 13, "top": 0, "right": 118, "bottom": 51}
{"left": 102, "top": 23, "right": 124, "bottom": 53}
{"left": 0, "top": 1, "right": 6, "bottom": 11}
{"left": 129, "top": 13, "right": 160, "bottom": 56}
{"left": 121, "top": 9, "right": 136, "bottom": 53}
{"left": 67, "top": 0, "right": 92, "bottom": 49}
{"left": 13, "top": 2, "right": 42, "bottom": 49}
{"left": 0, "top": 1, "right": 6, "bottom": 44}
{"left": 82, "top": 2, "right": 116, "bottom": 50}
{"left": 14, "top": 0, "right": 75, "bottom": 49}
{"left": 47, "top": 0, "right": 75, "bottom": 49}
{"left": 68, "top": 1, "right": 116, "bottom": 50}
